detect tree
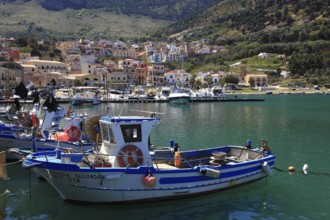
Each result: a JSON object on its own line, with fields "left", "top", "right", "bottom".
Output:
{"left": 195, "top": 79, "right": 202, "bottom": 89}
{"left": 224, "top": 75, "right": 239, "bottom": 85}
{"left": 189, "top": 77, "right": 196, "bottom": 88}
{"left": 27, "top": 37, "right": 37, "bottom": 50}
{"left": 73, "top": 79, "right": 82, "bottom": 87}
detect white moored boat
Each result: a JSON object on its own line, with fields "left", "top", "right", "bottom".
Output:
{"left": 155, "top": 86, "right": 171, "bottom": 101}
{"left": 54, "top": 88, "right": 73, "bottom": 102}
{"left": 168, "top": 88, "right": 190, "bottom": 104}
{"left": 71, "top": 86, "right": 101, "bottom": 105}
{"left": 23, "top": 107, "right": 276, "bottom": 203}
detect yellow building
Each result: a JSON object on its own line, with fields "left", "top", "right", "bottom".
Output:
{"left": 244, "top": 73, "right": 268, "bottom": 87}
{"left": 23, "top": 59, "right": 67, "bottom": 74}
{"left": 0, "top": 61, "right": 24, "bottom": 91}
{"left": 0, "top": 67, "right": 16, "bottom": 92}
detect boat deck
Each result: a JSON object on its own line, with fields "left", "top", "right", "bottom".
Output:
{"left": 153, "top": 163, "right": 179, "bottom": 170}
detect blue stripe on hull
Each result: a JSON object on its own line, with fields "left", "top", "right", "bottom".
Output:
{"left": 159, "top": 161, "right": 274, "bottom": 184}
{"left": 66, "top": 169, "right": 268, "bottom": 193}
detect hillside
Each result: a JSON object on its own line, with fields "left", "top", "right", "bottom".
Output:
{"left": 34, "top": 0, "right": 217, "bottom": 20}
{"left": 159, "top": 0, "right": 330, "bottom": 83}
{"left": 0, "top": 0, "right": 217, "bottom": 39}
{"left": 162, "top": 0, "right": 329, "bottom": 41}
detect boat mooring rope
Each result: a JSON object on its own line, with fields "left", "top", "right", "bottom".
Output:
{"left": 29, "top": 167, "right": 32, "bottom": 203}
{"left": 0, "top": 160, "right": 23, "bottom": 167}
{"left": 274, "top": 166, "right": 330, "bottom": 176}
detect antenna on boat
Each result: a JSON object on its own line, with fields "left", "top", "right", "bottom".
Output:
{"left": 130, "top": 110, "right": 166, "bottom": 116}
{"left": 119, "top": 64, "right": 138, "bottom": 116}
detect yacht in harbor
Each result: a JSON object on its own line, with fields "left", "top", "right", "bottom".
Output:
{"left": 71, "top": 86, "right": 101, "bottom": 105}
{"left": 54, "top": 88, "right": 73, "bottom": 103}
{"left": 168, "top": 87, "right": 190, "bottom": 104}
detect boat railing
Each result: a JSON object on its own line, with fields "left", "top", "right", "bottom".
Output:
{"left": 152, "top": 155, "right": 211, "bottom": 169}
{"left": 32, "top": 149, "right": 264, "bottom": 168}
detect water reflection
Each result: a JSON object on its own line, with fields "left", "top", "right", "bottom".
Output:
{"left": 1, "top": 96, "right": 330, "bottom": 219}
{"left": 52, "top": 181, "right": 278, "bottom": 220}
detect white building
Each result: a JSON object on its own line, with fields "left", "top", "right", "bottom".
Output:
{"left": 149, "top": 53, "right": 162, "bottom": 63}
{"left": 258, "top": 53, "right": 269, "bottom": 59}
{"left": 165, "top": 69, "right": 192, "bottom": 87}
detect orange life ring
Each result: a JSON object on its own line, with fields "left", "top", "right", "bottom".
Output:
{"left": 64, "top": 126, "right": 81, "bottom": 141}
{"left": 117, "top": 145, "right": 143, "bottom": 167}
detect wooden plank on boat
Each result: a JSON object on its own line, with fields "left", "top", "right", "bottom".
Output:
{"left": 154, "top": 163, "right": 179, "bottom": 170}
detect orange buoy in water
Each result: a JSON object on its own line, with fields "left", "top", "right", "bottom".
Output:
{"left": 288, "top": 166, "right": 295, "bottom": 172}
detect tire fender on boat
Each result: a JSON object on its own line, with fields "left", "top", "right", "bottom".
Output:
{"left": 117, "top": 145, "right": 143, "bottom": 167}
{"left": 65, "top": 126, "right": 81, "bottom": 141}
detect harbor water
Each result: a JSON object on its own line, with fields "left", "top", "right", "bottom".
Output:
{"left": 1, "top": 94, "right": 330, "bottom": 219}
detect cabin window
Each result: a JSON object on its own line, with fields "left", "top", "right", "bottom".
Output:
{"left": 121, "top": 124, "right": 141, "bottom": 143}
{"left": 101, "top": 123, "right": 109, "bottom": 141}
{"left": 100, "top": 123, "right": 116, "bottom": 144}
{"left": 109, "top": 125, "right": 115, "bottom": 143}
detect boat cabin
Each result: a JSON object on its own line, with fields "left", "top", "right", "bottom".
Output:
{"left": 98, "top": 114, "right": 160, "bottom": 168}
{"left": 71, "top": 86, "right": 100, "bottom": 94}
{"left": 161, "top": 87, "right": 171, "bottom": 97}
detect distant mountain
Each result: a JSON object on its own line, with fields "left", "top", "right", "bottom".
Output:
{"left": 1, "top": 0, "right": 218, "bottom": 20}
{"left": 158, "top": 0, "right": 330, "bottom": 79}
{"left": 35, "top": 0, "right": 218, "bottom": 20}
{"left": 162, "top": 0, "right": 330, "bottom": 43}
{"left": 0, "top": 0, "right": 218, "bottom": 39}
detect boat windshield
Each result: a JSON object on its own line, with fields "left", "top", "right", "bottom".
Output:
{"left": 121, "top": 124, "right": 142, "bottom": 143}
{"left": 100, "top": 122, "right": 116, "bottom": 144}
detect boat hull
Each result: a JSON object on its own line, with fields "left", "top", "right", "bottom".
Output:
{"left": 168, "top": 96, "right": 190, "bottom": 105}
{"left": 23, "top": 148, "right": 275, "bottom": 203}
{"left": 72, "top": 98, "right": 100, "bottom": 105}
{"left": 0, "top": 133, "right": 92, "bottom": 160}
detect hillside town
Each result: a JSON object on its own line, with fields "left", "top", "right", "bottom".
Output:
{"left": 0, "top": 37, "right": 270, "bottom": 97}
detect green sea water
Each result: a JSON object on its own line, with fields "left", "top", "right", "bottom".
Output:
{"left": 1, "top": 94, "right": 330, "bottom": 219}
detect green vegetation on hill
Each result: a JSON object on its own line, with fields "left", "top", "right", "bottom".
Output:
{"left": 0, "top": 0, "right": 170, "bottom": 39}
{"left": 1, "top": 0, "right": 329, "bottom": 85}
{"left": 158, "top": 0, "right": 330, "bottom": 84}
{"left": 163, "top": 0, "right": 329, "bottom": 41}
{"left": 34, "top": 0, "right": 217, "bottom": 20}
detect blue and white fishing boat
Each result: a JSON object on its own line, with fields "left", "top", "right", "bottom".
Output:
{"left": 0, "top": 99, "right": 92, "bottom": 161}
{"left": 23, "top": 107, "right": 275, "bottom": 203}
{"left": 0, "top": 114, "right": 93, "bottom": 161}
